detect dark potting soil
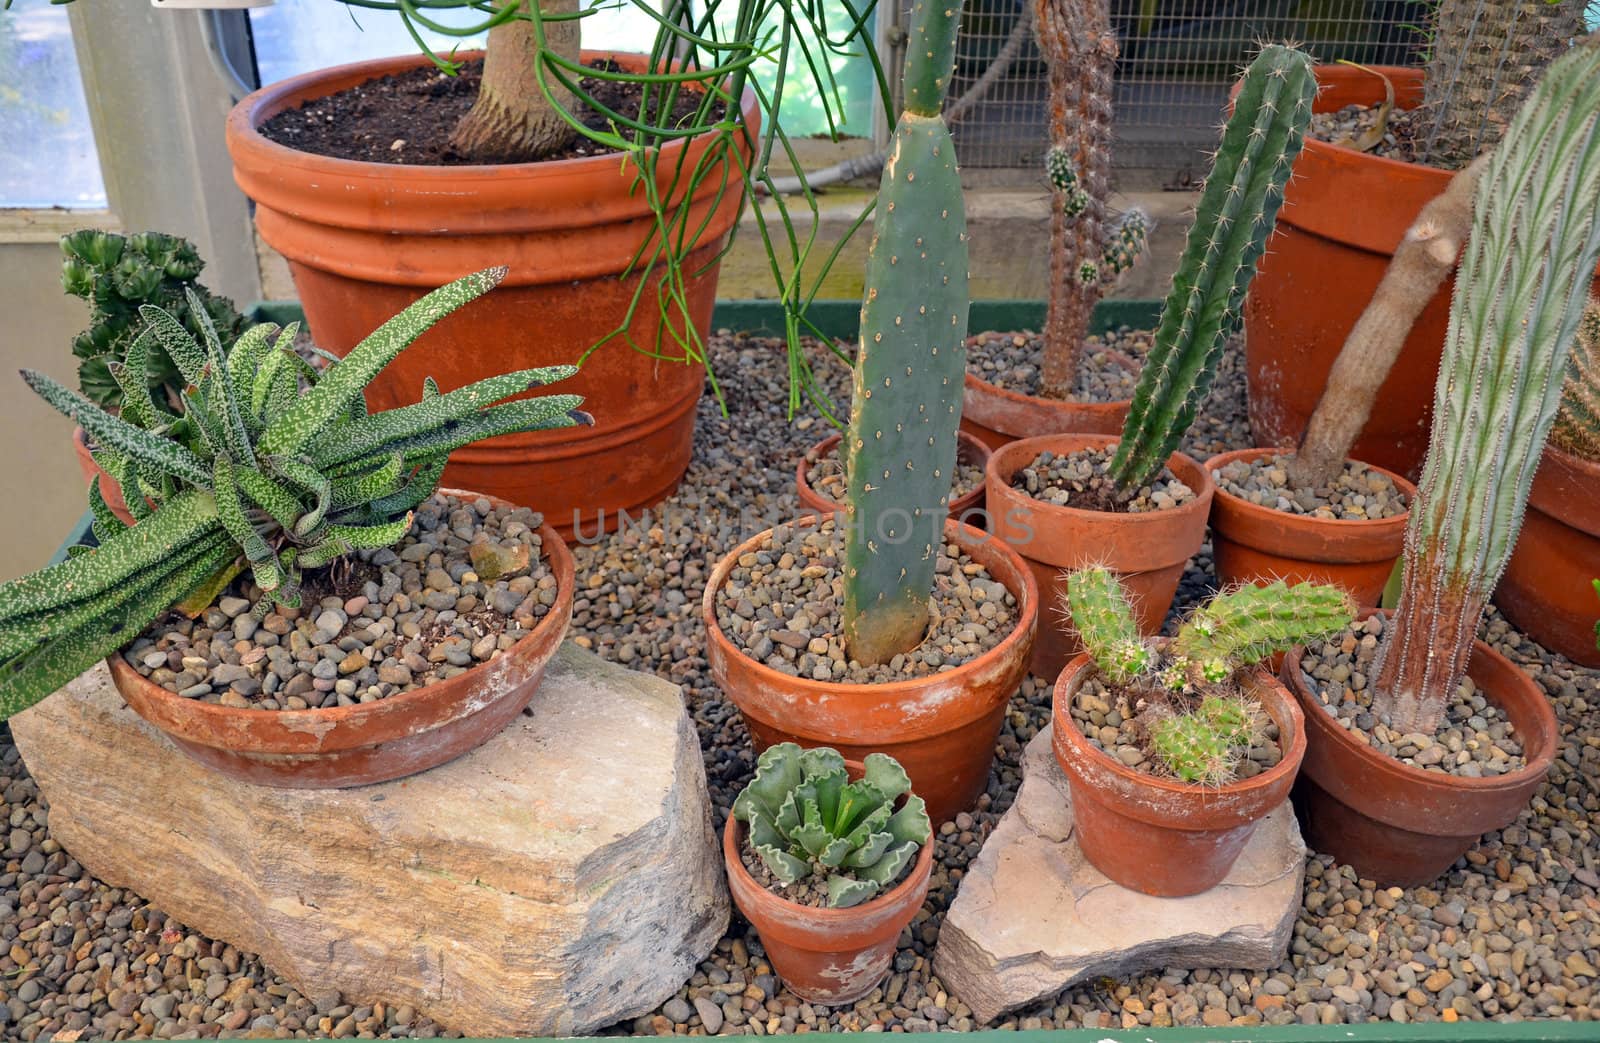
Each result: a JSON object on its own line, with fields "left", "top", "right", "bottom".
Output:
{"left": 1011, "top": 446, "right": 1194, "bottom": 514}
{"left": 740, "top": 840, "right": 916, "bottom": 909}
{"left": 258, "top": 58, "right": 727, "bottom": 165}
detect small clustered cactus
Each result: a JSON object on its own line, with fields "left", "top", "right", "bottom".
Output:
{"left": 732, "top": 743, "right": 932, "bottom": 908}
{"left": 1044, "top": 145, "right": 1150, "bottom": 292}
{"left": 1551, "top": 298, "right": 1600, "bottom": 462}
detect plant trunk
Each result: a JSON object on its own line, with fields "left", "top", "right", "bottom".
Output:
{"left": 1035, "top": 0, "right": 1115, "bottom": 400}
{"left": 1371, "top": 550, "right": 1486, "bottom": 734}
{"left": 1289, "top": 156, "right": 1487, "bottom": 488}
{"left": 449, "top": 0, "right": 581, "bottom": 163}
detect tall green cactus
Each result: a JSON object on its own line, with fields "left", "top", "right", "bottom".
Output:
{"left": 1375, "top": 37, "right": 1600, "bottom": 734}
{"left": 841, "top": 0, "right": 969, "bottom": 666}
{"left": 1107, "top": 44, "right": 1314, "bottom": 492}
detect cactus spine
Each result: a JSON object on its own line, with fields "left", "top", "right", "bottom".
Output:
{"left": 841, "top": 0, "right": 969, "bottom": 666}
{"left": 1062, "top": 566, "right": 1150, "bottom": 684}
{"left": 1106, "top": 45, "right": 1314, "bottom": 493}
{"left": 1551, "top": 299, "right": 1600, "bottom": 462}
{"left": 1146, "top": 695, "right": 1264, "bottom": 786}
{"left": 1173, "top": 581, "right": 1356, "bottom": 678}
{"left": 1375, "top": 37, "right": 1600, "bottom": 734}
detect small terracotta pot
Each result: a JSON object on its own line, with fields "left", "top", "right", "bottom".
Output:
{"left": 703, "top": 516, "right": 1037, "bottom": 824}
{"left": 1496, "top": 444, "right": 1600, "bottom": 667}
{"left": 723, "top": 812, "right": 932, "bottom": 1006}
{"left": 795, "top": 431, "right": 991, "bottom": 527}
{"left": 960, "top": 334, "right": 1134, "bottom": 452}
{"left": 106, "top": 491, "right": 575, "bottom": 788}
{"left": 1204, "top": 448, "right": 1415, "bottom": 607}
{"left": 73, "top": 427, "right": 136, "bottom": 526}
{"left": 984, "top": 433, "right": 1214, "bottom": 681}
{"left": 1284, "top": 613, "right": 1559, "bottom": 886}
{"left": 226, "top": 51, "right": 758, "bottom": 540}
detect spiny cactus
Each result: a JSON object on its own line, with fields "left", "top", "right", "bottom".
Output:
{"left": 1375, "top": 37, "right": 1600, "bottom": 734}
{"left": 1551, "top": 299, "right": 1600, "bottom": 462}
{"left": 1061, "top": 566, "right": 1150, "bottom": 684}
{"left": 1173, "top": 582, "right": 1358, "bottom": 682}
{"left": 1100, "top": 208, "right": 1149, "bottom": 282}
{"left": 0, "top": 268, "right": 590, "bottom": 718}
{"left": 1145, "top": 694, "right": 1266, "bottom": 786}
{"left": 840, "top": 0, "right": 969, "bottom": 666}
{"left": 732, "top": 743, "right": 932, "bottom": 908}
{"left": 1107, "top": 44, "right": 1315, "bottom": 493}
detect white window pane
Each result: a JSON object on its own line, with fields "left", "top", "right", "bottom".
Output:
{"left": 0, "top": 0, "right": 106, "bottom": 209}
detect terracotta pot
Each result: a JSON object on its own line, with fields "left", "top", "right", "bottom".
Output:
{"left": 984, "top": 433, "right": 1214, "bottom": 681}
{"left": 1284, "top": 612, "right": 1559, "bottom": 886}
{"left": 703, "top": 516, "right": 1038, "bottom": 824}
{"left": 723, "top": 812, "right": 932, "bottom": 1005}
{"left": 225, "top": 51, "right": 759, "bottom": 540}
{"left": 106, "top": 490, "right": 575, "bottom": 788}
{"left": 1496, "top": 444, "right": 1600, "bottom": 667}
{"left": 1204, "top": 448, "right": 1416, "bottom": 607}
{"left": 795, "top": 430, "right": 991, "bottom": 527}
{"left": 72, "top": 427, "right": 136, "bottom": 526}
{"left": 1051, "top": 654, "right": 1306, "bottom": 896}
{"left": 960, "top": 335, "right": 1134, "bottom": 452}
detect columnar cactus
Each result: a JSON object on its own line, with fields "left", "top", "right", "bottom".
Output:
{"left": 840, "top": 0, "right": 969, "bottom": 666}
{"left": 1062, "top": 566, "right": 1150, "bottom": 684}
{"left": 1551, "top": 299, "right": 1600, "bottom": 462}
{"left": 1375, "top": 38, "right": 1600, "bottom": 733}
{"left": 732, "top": 743, "right": 932, "bottom": 908}
{"left": 1107, "top": 44, "right": 1315, "bottom": 493}
{"left": 1145, "top": 694, "right": 1265, "bottom": 786}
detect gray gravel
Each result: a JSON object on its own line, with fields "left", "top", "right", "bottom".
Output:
{"left": 1069, "top": 674, "right": 1284, "bottom": 781}
{"left": 1213, "top": 453, "right": 1408, "bottom": 521}
{"left": 966, "top": 329, "right": 1147, "bottom": 402}
{"left": 1309, "top": 103, "right": 1427, "bottom": 164}
{"left": 1013, "top": 446, "right": 1195, "bottom": 513}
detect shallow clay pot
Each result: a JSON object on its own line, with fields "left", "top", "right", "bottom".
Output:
{"left": 1051, "top": 654, "right": 1306, "bottom": 896}
{"left": 723, "top": 812, "right": 932, "bottom": 1006}
{"left": 106, "top": 491, "right": 575, "bottom": 789}
{"left": 795, "top": 430, "right": 991, "bottom": 527}
{"left": 226, "top": 51, "right": 758, "bottom": 540}
{"left": 73, "top": 426, "right": 135, "bottom": 526}
{"left": 1496, "top": 445, "right": 1600, "bottom": 667}
{"left": 1204, "top": 448, "right": 1416, "bottom": 607}
{"left": 960, "top": 336, "right": 1134, "bottom": 452}
{"left": 703, "top": 516, "right": 1038, "bottom": 824}
{"left": 1284, "top": 613, "right": 1559, "bottom": 887}
{"left": 984, "top": 433, "right": 1214, "bottom": 681}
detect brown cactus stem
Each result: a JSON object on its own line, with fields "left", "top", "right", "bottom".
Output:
{"left": 1371, "top": 551, "right": 1486, "bottom": 735}
{"left": 448, "top": 0, "right": 580, "bottom": 164}
{"left": 1035, "top": 0, "right": 1116, "bottom": 401}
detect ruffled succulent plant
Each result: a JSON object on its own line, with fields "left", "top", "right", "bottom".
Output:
{"left": 732, "top": 744, "right": 931, "bottom": 909}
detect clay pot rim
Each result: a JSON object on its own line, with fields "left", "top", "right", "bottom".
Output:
{"left": 795, "top": 430, "right": 991, "bottom": 518}
{"left": 1282, "top": 609, "right": 1557, "bottom": 795}
{"left": 985, "top": 433, "right": 1217, "bottom": 527}
{"left": 1530, "top": 442, "right": 1600, "bottom": 532}
{"left": 105, "top": 488, "right": 575, "bottom": 750}
{"left": 1203, "top": 447, "right": 1417, "bottom": 532}
{"left": 1051, "top": 651, "right": 1308, "bottom": 802}
{"left": 699, "top": 514, "right": 1038, "bottom": 700}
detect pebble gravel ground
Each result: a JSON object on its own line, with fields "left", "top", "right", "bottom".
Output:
{"left": 1, "top": 332, "right": 1597, "bottom": 1038}
{"left": 966, "top": 329, "right": 1147, "bottom": 402}
{"left": 1309, "top": 103, "right": 1427, "bottom": 164}
{"left": 1213, "top": 453, "right": 1408, "bottom": 521}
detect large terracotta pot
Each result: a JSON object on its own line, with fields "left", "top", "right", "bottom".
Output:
{"left": 73, "top": 426, "right": 135, "bottom": 526}
{"left": 226, "top": 51, "right": 759, "bottom": 540}
{"left": 1204, "top": 448, "right": 1415, "bottom": 607}
{"left": 703, "top": 516, "right": 1038, "bottom": 824}
{"left": 984, "top": 434, "right": 1214, "bottom": 681}
{"left": 960, "top": 335, "right": 1134, "bottom": 452}
{"left": 1496, "top": 444, "right": 1600, "bottom": 667}
{"left": 723, "top": 812, "right": 932, "bottom": 1005}
{"left": 1284, "top": 613, "right": 1559, "bottom": 886}
{"left": 1051, "top": 654, "right": 1306, "bottom": 897}
{"left": 107, "top": 491, "right": 575, "bottom": 788}
{"left": 795, "top": 430, "right": 991, "bottom": 527}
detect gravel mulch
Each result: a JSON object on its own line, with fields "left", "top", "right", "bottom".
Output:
{"left": 803, "top": 441, "right": 983, "bottom": 507}
{"left": 1213, "top": 453, "right": 1408, "bottom": 521}
{"left": 1069, "top": 674, "right": 1284, "bottom": 781}
{"left": 966, "top": 329, "right": 1147, "bottom": 403}
{"left": 1012, "top": 446, "right": 1195, "bottom": 513}
{"left": 1309, "top": 102, "right": 1429, "bottom": 165}
{"left": 2, "top": 329, "right": 1598, "bottom": 1038}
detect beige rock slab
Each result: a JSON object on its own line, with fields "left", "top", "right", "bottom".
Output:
{"left": 934, "top": 725, "right": 1304, "bottom": 1023}
{"left": 11, "top": 644, "right": 728, "bottom": 1037}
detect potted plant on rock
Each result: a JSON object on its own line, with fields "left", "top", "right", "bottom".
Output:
{"left": 724, "top": 743, "right": 933, "bottom": 1005}
{"left": 0, "top": 268, "right": 589, "bottom": 789}
{"left": 1284, "top": 38, "right": 1599, "bottom": 886}
{"left": 985, "top": 43, "right": 1313, "bottom": 680}
{"left": 1052, "top": 568, "right": 1354, "bottom": 896}
{"left": 703, "top": 0, "right": 1038, "bottom": 824}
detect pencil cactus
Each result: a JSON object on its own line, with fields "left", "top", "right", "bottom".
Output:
{"left": 840, "top": 0, "right": 969, "bottom": 666}
{"left": 1375, "top": 37, "right": 1600, "bottom": 733}
{"left": 0, "top": 267, "right": 590, "bottom": 718}
{"left": 1551, "top": 299, "right": 1600, "bottom": 462}
{"left": 1107, "top": 44, "right": 1314, "bottom": 493}
{"left": 1145, "top": 694, "right": 1265, "bottom": 786}
{"left": 1062, "top": 566, "right": 1150, "bottom": 684}
{"left": 732, "top": 743, "right": 932, "bottom": 908}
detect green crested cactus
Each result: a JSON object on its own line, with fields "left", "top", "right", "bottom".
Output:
{"left": 1145, "top": 694, "right": 1265, "bottom": 786}
{"left": 1107, "top": 44, "right": 1314, "bottom": 493}
{"left": 60, "top": 230, "right": 246, "bottom": 410}
{"left": 1551, "top": 299, "right": 1600, "bottom": 462}
{"left": 840, "top": 0, "right": 969, "bottom": 666}
{"left": 1173, "top": 581, "right": 1358, "bottom": 683}
{"left": 1375, "top": 37, "right": 1600, "bottom": 734}
{"left": 732, "top": 743, "right": 932, "bottom": 908}
{"left": 0, "top": 267, "right": 590, "bottom": 718}
{"left": 1061, "top": 566, "right": 1150, "bottom": 684}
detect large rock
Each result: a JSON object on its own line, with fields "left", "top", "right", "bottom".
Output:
{"left": 12, "top": 645, "right": 727, "bottom": 1037}
{"left": 935, "top": 726, "right": 1304, "bottom": 1023}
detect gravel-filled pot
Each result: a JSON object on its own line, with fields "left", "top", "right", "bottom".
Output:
{"left": 1050, "top": 652, "right": 1306, "bottom": 897}
{"left": 795, "top": 430, "right": 990, "bottom": 526}
{"left": 106, "top": 490, "right": 575, "bottom": 789}
{"left": 1495, "top": 444, "right": 1600, "bottom": 667}
{"left": 1285, "top": 611, "right": 1560, "bottom": 887}
{"left": 1205, "top": 447, "right": 1415, "bottom": 606}
{"left": 985, "top": 433, "right": 1214, "bottom": 680}
{"left": 703, "top": 516, "right": 1037, "bottom": 825}
{"left": 959, "top": 334, "right": 1136, "bottom": 452}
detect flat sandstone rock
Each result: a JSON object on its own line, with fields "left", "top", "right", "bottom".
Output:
{"left": 12, "top": 645, "right": 727, "bottom": 1037}
{"left": 934, "top": 726, "right": 1304, "bottom": 1023}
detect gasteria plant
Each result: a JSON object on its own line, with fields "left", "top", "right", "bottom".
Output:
{"left": 0, "top": 268, "right": 589, "bottom": 718}
{"left": 1373, "top": 36, "right": 1600, "bottom": 733}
